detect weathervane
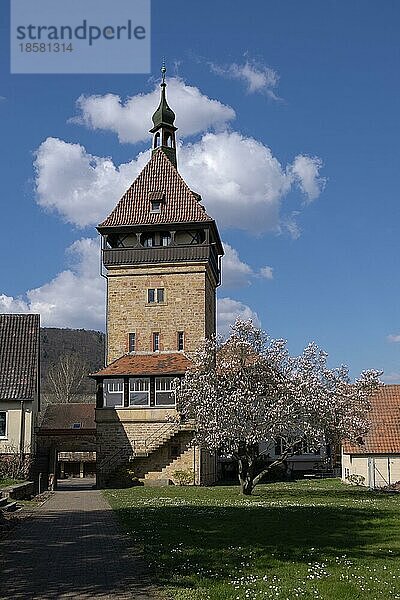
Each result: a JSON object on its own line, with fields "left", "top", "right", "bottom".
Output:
{"left": 161, "top": 58, "right": 166, "bottom": 84}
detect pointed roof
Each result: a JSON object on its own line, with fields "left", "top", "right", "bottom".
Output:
{"left": 98, "top": 149, "right": 213, "bottom": 228}
{"left": 150, "top": 64, "right": 176, "bottom": 131}
{"left": 0, "top": 314, "right": 40, "bottom": 400}
{"left": 150, "top": 84, "right": 176, "bottom": 131}
{"left": 91, "top": 352, "right": 192, "bottom": 377}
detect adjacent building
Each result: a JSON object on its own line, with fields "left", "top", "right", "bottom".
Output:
{"left": 342, "top": 385, "right": 400, "bottom": 488}
{"left": 93, "top": 70, "right": 224, "bottom": 486}
{"left": 0, "top": 314, "right": 40, "bottom": 459}
{"left": 37, "top": 403, "right": 96, "bottom": 485}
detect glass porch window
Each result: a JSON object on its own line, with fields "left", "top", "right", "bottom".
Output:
{"left": 155, "top": 377, "right": 175, "bottom": 406}
{"left": 129, "top": 378, "right": 150, "bottom": 406}
{"left": 104, "top": 379, "right": 124, "bottom": 408}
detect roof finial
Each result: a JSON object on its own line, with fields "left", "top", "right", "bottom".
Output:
{"left": 161, "top": 59, "right": 166, "bottom": 85}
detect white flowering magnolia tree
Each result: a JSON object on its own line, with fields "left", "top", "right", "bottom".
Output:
{"left": 176, "top": 320, "right": 381, "bottom": 495}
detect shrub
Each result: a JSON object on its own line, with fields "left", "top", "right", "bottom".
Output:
{"left": 0, "top": 446, "right": 32, "bottom": 481}
{"left": 346, "top": 473, "right": 366, "bottom": 486}
{"left": 173, "top": 469, "right": 194, "bottom": 486}
{"left": 105, "top": 465, "right": 143, "bottom": 488}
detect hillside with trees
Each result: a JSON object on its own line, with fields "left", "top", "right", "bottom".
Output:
{"left": 40, "top": 328, "right": 105, "bottom": 400}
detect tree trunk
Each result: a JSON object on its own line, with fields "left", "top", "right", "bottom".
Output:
{"left": 238, "top": 456, "right": 256, "bottom": 495}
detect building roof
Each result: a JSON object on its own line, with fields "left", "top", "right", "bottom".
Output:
{"left": 151, "top": 79, "right": 176, "bottom": 130}
{"left": 91, "top": 352, "right": 192, "bottom": 378}
{"left": 0, "top": 314, "right": 40, "bottom": 400}
{"left": 343, "top": 385, "right": 400, "bottom": 455}
{"left": 40, "top": 403, "right": 95, "bottom": 431}
{"left": 98, "top": 149, "right": 213, "bottom": 228}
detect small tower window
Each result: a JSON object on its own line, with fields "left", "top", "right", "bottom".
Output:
{"left": 154, "top": 132, "right": 161, "bottom": 148}
{"left": 153, "top": 332, "right": 160, "bottom": 352}
{"left": 147, "top": 288, "right": 164, "bottom": 304}
{"left": 128, "top": 333, "right": 136, "bottom": 352}
{"left": 177, "top": 331, "right": 184, "bottom": 351}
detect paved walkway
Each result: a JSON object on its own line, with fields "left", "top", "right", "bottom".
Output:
{"left": 0, "top": 479, "right": 159, "bottom": 599}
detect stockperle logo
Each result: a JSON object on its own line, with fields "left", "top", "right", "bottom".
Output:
{"left": 11, "top": 0, "right": 150, "bottom": 74}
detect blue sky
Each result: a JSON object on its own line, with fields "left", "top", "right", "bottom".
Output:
{"left": 1, "top": 0, "right": 399, "bottom": 381}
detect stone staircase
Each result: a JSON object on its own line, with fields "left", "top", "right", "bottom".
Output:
{"left": 143, "top": 449, "right": 194, "bottom": 484}
{"left": 99, "top": 421, "right": 195, "bottom": 476}
{"left": 133, "top": 421, "right": 193, "bottom": 457}
{"left": 0, "top": 490, "right": 20, "bottom": 513}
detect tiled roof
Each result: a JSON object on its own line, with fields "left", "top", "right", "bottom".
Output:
{"left": 343, "top": 385, "right": 400, "bottom": 454}
{"left": 98, "top": 149, "right": 213, "bottom": 228}
{"left": 91, "top": 352, "right": 192, "bottom": 377}
{"left": 0, "top": 314, "right": 40, "bottom": 400}
{"left": 40, "top": 403, "right": 95, "bottom": 430}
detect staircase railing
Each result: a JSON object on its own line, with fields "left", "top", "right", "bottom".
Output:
{"left": 142, "top": 421, "right": 179, "bottom": 454}
{"left": 99, "top": 444, "right": 134, "bottom": 472}
{"left": 99, "top": 421, "right": 183, "bottom": 472}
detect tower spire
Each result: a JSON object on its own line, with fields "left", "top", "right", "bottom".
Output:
{"left": 150, "top": 62, "right": 177, "bottom": 168}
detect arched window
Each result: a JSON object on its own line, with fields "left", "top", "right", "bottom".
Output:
{"left": 164, "top": 132, "right": 174, "bottom": 148}
{"left": 154, "top": 132, "right": 161, "bottom": 148}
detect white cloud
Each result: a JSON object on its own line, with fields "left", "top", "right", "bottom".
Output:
{"left": 221, "top": 242, "right": 274, "bottom": 288}
{"left": 180, "top": 131, "right": 325, "bottom": 233}
{"left": 217, "top": 297, "right": 260, "bottom": 338}
{"left": 34, "top": 137, "right": 149, "bottom": 228}
{"left": 34, "top": 132, "right": 325, "bottom": 234}
{"left": 73, "top": 78, "right": 235, "bottom": 144}
{"left": 260, "top": 266, "right": 274, "bottom": 280}
{"left": 387, "top": 334, "right": 400, "bottom": 343}
{"left": 290, "top": 155, "right": 326, "bottom": 202}
{"left": 210, "top": 60, "right": 280, "bottom": 98}
{"left": 221, "top": 243, "right": 253, "bottom": 288}
{"left": 0, "top": 238, "right": 105, "bottom": 330}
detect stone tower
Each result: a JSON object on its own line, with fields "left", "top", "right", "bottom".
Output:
{"left": 93, "top": 71, "right": 224, "bottom": 487}
{"left": 97, "top": 72, "right": 223, "bottom": 364}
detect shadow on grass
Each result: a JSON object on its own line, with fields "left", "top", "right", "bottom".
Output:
{"left": 113, "top": 496, "right": 400, "bottom": 589}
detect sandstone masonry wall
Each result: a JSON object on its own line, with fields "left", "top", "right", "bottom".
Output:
{"left": 106, "top": 262, "right": 215, "bottom": 362}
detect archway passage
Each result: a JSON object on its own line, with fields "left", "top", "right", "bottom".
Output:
{"left": 35, "top": 403, "right": 96, "bottom": 490}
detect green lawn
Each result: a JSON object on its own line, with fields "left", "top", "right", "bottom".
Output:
{"left": 0, "top": 478, "right": 23, "bottom": 489}
{"left": 104, "top": 479, "right": 400, "bottom": 600}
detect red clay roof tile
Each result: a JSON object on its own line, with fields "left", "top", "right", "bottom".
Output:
{"left": 343, "top": 385, "right": 400, "bottom": 454}
{"left": 98, "top": 149, "right": 213, "bottom": 228}
{"left": 91, "top": 352, "right": 192, "bottom": 377}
